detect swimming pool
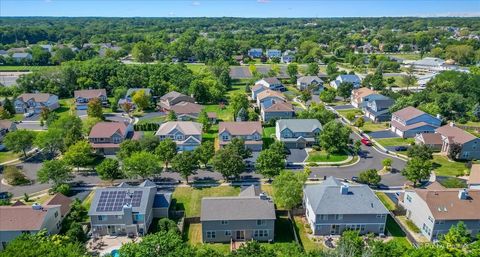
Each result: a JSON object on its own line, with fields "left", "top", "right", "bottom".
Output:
{"left": 110, "top": 249, "right": 120, "bottom": 257}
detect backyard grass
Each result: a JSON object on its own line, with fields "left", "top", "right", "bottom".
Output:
{"left": 56, "top": 98, "right": 75, "bottom": 118}
{"left": 306, "top": 150, "right": 348, "bottom": 163}
{"left": 439, "top": 177, "right": 467, "bottom": 188}
{"left": 172, "top": 185, "right": 240, "bottom": 217}
{"left": 261, "top": 215, "right": 297, "bottom": 250}
{"left": 0, "top": 65, "right": 58, "bottom": 71}
{"left": 432, "top": 155, "right": 467, "bottom": 177}
{"left": 0, "top": 151, "right": 20, "bottom": 164}
{"left": 262, "top": 126, "right": 276, "bottom": 148}
{"left": 202, "top": 124, "right": 218, "bottom": 143}
{"left": 361, "top": 121, "right": 389, "bottom": 133}
{"left": 402, "top": 217, "right": 421, "bottom": 233}
{"left": 9, "top": 114, "right": 24, "bottom": 122}
{"left": 204, "top": 104, "right": 233, "bottom": 122}
{"left": 337, "top": 109, "right": 363, "bottom": 121}
{"left": 186, "top": 223, "right": 230, "bottom": 254}
{"left": 137, "top": 115, "right": 165, "bottom": 125}
{"left": 375, "top": 137, "right": 414, "bottom": 147}
{"left": 293, "top": 216, "right": 323, "bottom": 252}
{"left": 386, "top": 215, "right": 411, "bottom": 247}
{"left": 185, "top": 63, "right": 207, "bottom": 73}
{"left": 375, "top": 192, "right": 396, "bottom": 211}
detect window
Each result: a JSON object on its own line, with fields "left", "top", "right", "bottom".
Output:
{"left": 435, "top": 220, "right": 445, "bottom": 225}
{"left": 254, "top": 230, "right": 269, "bottom": 237}
{"left": 335, "top": 214, "right": 343, "bottom": 220}
{"left": 98, "top": 215, "right": 107, "bottom": 221}
{"left": 54, "top": 211, "right": 58, "bottom": 218}
{"left": 225, "top": 230, "right": 231, "bottom": 236}
{"left": 257, "top": 220, "right": 266, "bottom": 226}
{"left": 116, "top": 215, "right": 123, "bottom": 220}
{"left": 221, "top": 220, "right": 229, "bottom": 225}
{"left": 320, "top": 215, "right": 328, "bottom": 220}
{"left": 134, "top": 214, "right": 144, "bottom": 222}
{"left": 406, "top": 195, "right": 412, "bottom": 203}
{"left": 428, "top": 216, "right": 433, "bottom": 223}
{"left": 206, "top": 231, "right": 216, "bottom": 239}
{"left": 222, "top": 135, "right": 229, "bottom": 141}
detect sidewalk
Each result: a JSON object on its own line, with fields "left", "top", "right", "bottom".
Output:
{"left": 0, "top": 148, "right": 40, "bottom": 166}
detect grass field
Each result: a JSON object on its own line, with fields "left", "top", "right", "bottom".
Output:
{"left": 375, "top": 192, "right": 396, "bottom": 211}
{"left": 386, "top": 215, "right": 411, "bottom": 247}
{"left": 0, "top": 151, "right": 20, "bottom": 164}
{"left": 137, "top": 115, "right": 165, "bottom": 125}
{"left": 432, "top": 155, "right": 467, "bottom": 177}
{"left": 185, "top": 223, "right": 230, "bottom": 253}
{"left": 293, "top": 216, "right": 323, "bottom": 252}
{"left": 204, "top": 104, "right": 233, "bottom": 122}
{"left": 439, "top": 177, "right": 467, "bottom": 188}
{"left": 0, "top": 65, "right": 58, "bottom": 71}
{"left": 262, "top": 126, "right": 275, "bottom": 147}
{"left": 375, "top": 137, "right": 414, "bottom": 147}
{"left": 202, "top": 124, "right": 218, "bottom": 143}
{"left": 172, "top": 186, "right": 240, "bottom": 217}
{"left": 306, "top": 150, "right": 348, "bottom": 163}
{"left": 361, "top": 121, "right": 389, "bottom": 133}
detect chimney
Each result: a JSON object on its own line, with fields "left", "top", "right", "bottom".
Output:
{"left": 458, "top": 189, "right": 469, "bottom": 200}
{"left": 32, "top": 203, "right": 42, "bottom": 210}
{"left": 340, "top": 184, "right": 349, "bottom": 195}
{"left": 123, "top": 203, "right": 133, "bottom": 225}
{"left": 449, "top": 122, "right": 455, "bottom": 127}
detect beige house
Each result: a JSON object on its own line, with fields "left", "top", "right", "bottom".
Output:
{"left": 155, "top": 121, "right": 203, "bottom": 151}
{"left": 435, "top": 124, "right": 480, "bottom": 160}
{"left": 468, "top": 164, "right": 480, "bottom": 189}
{"left": 218, "top": 121, "right": 263, "bottom": 151}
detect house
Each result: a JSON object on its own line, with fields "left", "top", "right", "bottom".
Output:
{"left": 255, "top": 78, "right": 285, "bottom": 92}
{"left": 169, "top": 101, "right": 204, "bottom": 121}
{"left": 261, "top": 101, "right": 294, "bottom": 123}
{"left": 410, "top": 57, "right": 458, "bottom": 72}
{"left": 415, "top": 133, "right": 443, "bottom": 151}
{"left": 330, "top": 75, "right": 362, "bottom": 90}
{"left": 251, "top": 84, "right": 268, "bottom": 101}
{"left": 281, "top": 50, "right": 295, "bottom": 63}
{"left": 158, "top": 91, "right": 195, "bottom": 111}
{"left": 200, "top": 185, "right": 276, "bottom": 243}
{"left": 39, "top": 44, "right": 53, "bottom": 53}
{"left": 0, "top": 120, "right": 16, "bottom": 142}
{"left": 390, "top": 106, "right": 441, "bottom": 138}
{"left": 468, "top": 164, "right": 480, "bottom": 189}
{"left": 435, "top": 124, "right": 480, "bottom": 160}
{"left": 43, "top": 193, "right": 73, "bottom": 218}
{"left": 218, "top": 121, "right": 263, "bottom": 151}
{"left": 155, "top": 121, "right": 203, "bottom": 151}
{"left": 401, "top": 188, "right": 480, "bottom": 241}
{"left": 0, "top": 202, "right": 65, "bottom": 250}
{"left": 14, "top": 93, "right": 59, "bottom": 114}
{"left": 363, "top": 98, "right": 395, "bottom": 122}
{"left": 247, "top": 48, "right": 263, "bottom": 58}
{"left": 266, "top": 49, "right": 281, "bottom": 59}
{"left": 275, "top": 119, "right": 322, "bottom": 149}
{"left": 88, "top": 180, "right": 171, "bottom": 237}
{"left": 296, "top": 76, "right": 324, "bottom": 94}
{"left": 118, "top": 88, "right": 152, "bottom": 107}
{"left": 74, "top": 89, "right": 108, "bottom": 110}
{"left": 88, "top": 122, "right": 137, "bottom": 155}
{"left": 350, "top": 88, "right": 386, "bottom": 108}
{"left": 303, "top": 177, "right": 389, "bottom": 236}
{"left": 11, "top": 53, "right": 32, "bottom": 62}
{"left": 256, "top": 89, "right": 286, "bottom": 109}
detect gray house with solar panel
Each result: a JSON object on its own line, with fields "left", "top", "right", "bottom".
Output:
{"left": 88, "top": 180, "right": 171, "bottom": 237}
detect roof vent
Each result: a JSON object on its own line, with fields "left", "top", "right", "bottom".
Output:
{"left": 458, "top": 189, "right": 469, "bottom": 200}
{"left": 340, "top": 184, "right": 349, "bottom": 195}
{"left": 32, "top": 203, "right": 42, "bottom": 210}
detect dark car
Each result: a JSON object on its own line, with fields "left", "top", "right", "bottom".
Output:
{"left": 395, "top": 146, "right": 408, "bottom": 151}
{"left": 351, "top": 176, "right": 359, "bottom": 182}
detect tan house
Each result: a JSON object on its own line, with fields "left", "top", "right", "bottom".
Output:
{"left": 256, "top": 89, "right": 286, "bottom": 109}
{"left": 158, "top": 91, "right": 195, "bottom": 111}
{"left": 390, "top": 106, "right": 441, "bottom": 138}
{"left": 261, "top": 101, "right": 294, "bottom": 123}
{"left": 14, "top": 93, "right": 59, "bottom": 114}
{"left": 155, "top": 121, "right": 203, "bottom": 151}
{"left": 414, "top": 133, "right": 443, "bottom": 151}
{"left": 88, "top": 122, "right": 137, "bottom": 155}
{"left": 435, "top": 124, "right": 480, "bottom": 160}
{"left": 218, "top": 121, "right": 263, "bottom": 151}
{"left": 74, "top": 89, "right": 108, "bottom": 110}
{"left": 169, "top": 101, "right": 204, "bottom": 120}
{"left": 468, "top": 164, "right": 480, "bottom": 189}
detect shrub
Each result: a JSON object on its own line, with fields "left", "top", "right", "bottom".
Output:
{"left": 345, "top": 113, "right": 356, "bottom": 121}
{"left": 3, "top": 166, "right": 30, "bottom": 185}
{"left": 312, "top": 145, "right": 322, "bottom": 151}
{"left": 157, "top": 218, "right": 179, "bottom": 234}
{"left": 405, "top": 219, "right": 421, "bottom": 233}
{"left": 54, "top": 183, "right": 71, "bottom": 196}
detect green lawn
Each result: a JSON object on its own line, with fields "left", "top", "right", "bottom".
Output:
{"left": 137, "top": 115, "right": 165, "bottom": 125}
{"left": 56, "top": 98, "right": 75, "bottom": 118}
{"left": 375, "top": 137, "right": 414, "bottom": 147}
{"left": 386, "top": 215, "right": 411, "bottom": 247}
{"left": 262, "top": 126, "right": 276, "bottom": 148}
{"left": 439, "top": 177, "right": 467, "bottom": 188}
{"left": 0, "top": 65, "right": 58, "bottom": 72}
{"left": 172, "top": 186, "right": 240, "bottom": 217}
{"left": 204, "top": 104, "right": 233, "bottom": 122}
{"left": 337, "top": 109, "right": 363, "bottom": 121}
{"left": 185, "top": 223, "right": 230, "bottom": 253}
{"left": 0, "top": 151, "right": 20, "bottom": 164}
{"left": 202, "top": 124, "right": 218, "bottom": 143}
{"left": 306, "top": 150, "right": 348, "bottom": 163}
{"left": 375, "top": 192, "right": 396, "bottom": 211}
{"left": 185, "top": 63, "right": 207, "bottom": 73}
{"left": 9, "top": 114, "right": 24, "bottom": 122}
{"left": 361, "top": 121, "right": 389, "bottom": 133}
{"left": 293, "top": 216, "right": 323, "bottom": 252}
{"left": 432, "top": 155, "right": 467, "bottom": 177}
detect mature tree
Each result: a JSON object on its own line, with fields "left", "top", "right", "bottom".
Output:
{"left": 86, "top": 97, "right": 103, "bottom": 120}
{"left": 358, "top": 169, "right": 381, "bottom": 186}
{"left": 31, "top": 46, "right": 51, "bottom": 65}
{"left": 407, "top": 144, "right": 433, "bottom": 161}
{"left": 230, "top": 92, "right": 249, "bottom": 120}
{"left": 3, "top": 130, "right": 35, "bottom": 158}
{"left": 0, "top": 106, "right": 11, "bottom": 119}
{"left": 448, "top": 142, "right": 462, "bottom": 161}
{"left": 123, "top": 151, "right": 161, "bottom": 179}
{"left": 287, "top": 63, "right": 298, "bottom": 83}
{"left": 211, "top": 147, "right": 245, "bottom": 181}
{"left": 120, "top": 231, "right": 194, "bottom": 257}
{"left": 402, "top": 157, "right": 432, "bottom": 187}
{"left": 63, "top": 140, "right": 94, "bottom": 171}
{"left": 96, "top": 158, "right": 122, "bottom": 183}
{"left": 37, "top": 159, "right": 72, "bottom": 187}
{"left": 197, "top": 109, "right": 211, "bottom": 132}
{"left": 440, "top": 221, "right": 471, "bottom": 250}
{"left": 116, "top": 139, "right": 141, "bottom": 160}
{"left": 138, "top": 134, "right": 160, "bottom": 152}
{"left": 354, "top": 116, "right": 365, "bottom": 127}
{"left": 337, "top": 82, "right": 354, "bottom": 100}
{"left": 273, "top": 171, "right": 307, "bottom": 210}
{"left": 256, "top": 149, "right": 284, "bottom": 179}
{"left": 269, "top": 141, "right": 287, "bottom": 159}
{"left": 236, "top": 107, "right": 248, "bottom": 122}
{"left": 319, "top": 121, "right": 351, "bottom": 154}
{"left": 132, "top": 89, "right": 150, "bottom": 111}
{"left": 167, "top": 110, "right": 177, "bottom": 121}
{"left": 336, "top": 230, "right": 364, "bottom": 257}
{"left": 319, "top": 88, "right": 336, "bottom": 103}
{"left": 3, "top": 98, "right": 15, "bottom": 116}
{"left": 297, "top": 102, "right": 336, "bottom": 125}
{"left": 34, "top": 128, "right": 64, "bottom": 156}
{"left": 226, "top": 137, "right": 252, "bottom": 159}
{"left": 299, "top": 90, "right": 311, "bottom": 104}
{"left": 155, "top": 138, "right": 177, "bottom": 170}
{"left": 306, "top": 62, "right": 319, "bottom": 76}
{"left": 49, "top": 114, "right": 83, "bottom": 148}
{"left": 382, "top": 158, "right": 393, "bottom": 171}
{"left": 194, "top": 141, "right": 215, "bottom": 167}
{"left": 65, "top": 222, "right": 87, "bottom": 243}
{"left": 157, "top": 218, "right": 180, "bottom": 234}
{"left": 353, "top": 140, "right": 362, "bottom": 154}
{"left": 132, "top": 41, "right": 154, "bottom": 63}
{"left": 171, "top": 151, "right": 198, "bottom": 183}
{"left": 51, "top": 48, "right": 75, "bottom": 64}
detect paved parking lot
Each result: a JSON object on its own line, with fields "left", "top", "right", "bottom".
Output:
{"left": 287, "top": 149, "right": 308, "bottom": 163}
{"left": 368, "top": 130, "right": 398, "bottom": 139}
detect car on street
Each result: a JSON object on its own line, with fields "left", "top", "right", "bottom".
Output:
{"left": 395, "top": 146, "right": 408, "bottom": 151}
{"left": 23, "top": 112, "right": 34, "bottom": 118}
{"left": 361, "top": 138, "right": 372, "bottom": 146}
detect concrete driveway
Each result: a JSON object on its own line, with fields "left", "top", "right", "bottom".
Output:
{"left": 368, "top": 130, "right": 399, "bottom": 139}
{"left": 332, "top": 104, "right": 354, "bottom": 110}
{"left": 16, "top": 122, "right": 45, "bottom": 131}
{"left": 22, "top": 113, "right": 41, "bottom": 121}
{"left": 287, "top": 149, "right": 308, "bottom": 163}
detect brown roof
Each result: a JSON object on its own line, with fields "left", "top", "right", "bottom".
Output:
{"left": 0, "top": 205, "right": 58, "bottom": 231}
{"left": 252, "top": 84, "right": 265, "bottom": 92}
{"left": 169, "top": 101, "right": 203, "bottom": 114}
{"left": 11, "top": 200, "right": 26, "bottom": 206}
{"left": 352, "top": 87, "right": 376, "bottom": 103}
{"left": 425, "top": 181, "right": 446, "bottom": 190}
{"left": 414, "top": 189, "right": 480, "bottom": 220}
{"left": 262, "top": 77, "right": 281, "bottom": 85}
{"left": 207, "top": 112, "right": 217, "bottom": 118}
{"left": 17, "top": 93, "right": 53, "bottom": 103}
{"left": 74, "top": 89, "right": 107, "bottom": 99}
{"left": 264, "top": 101, "right": 294, "bottom": 112}
{"left": 257, "top": 89, "right": 285, "bottom": 101}
{"left": 155, "top": 121, "right": 202, "bottom": 136}
{"left": 89, "top": 122, "right": 129, "bottom": 138}
{"left": 468, "top": 164, "right": 480, "bottom": 185}
{"left": 219, "top": 121, "right": 262, "bottom": 136}
{"left": 0, "top": 120, "right": 14, "bottom": 129}
{"left": 44, "top": 193, "right": 72, "bottom": 217}
{"left": 436, "top": 124, "right": 478, "bottom": 145}
{"left": 391, "top": 120, "right": 438, "bottom": 132}
{"left": 392, "top": 106, "right": 425, "bottom": 121}
{"left": 417, "top": 133, "right": 443, "bottom": 145}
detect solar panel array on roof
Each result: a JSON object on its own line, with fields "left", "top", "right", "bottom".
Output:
{"left": 96, "top": 190, "right": 143, "bottom": 212}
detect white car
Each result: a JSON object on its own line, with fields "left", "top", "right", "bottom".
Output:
{"left": 23, "top": 112, "right": 34, "bottom": 118}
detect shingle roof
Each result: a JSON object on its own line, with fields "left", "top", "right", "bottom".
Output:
{"left": 0, "top": 120, "right": 14, "bottom": 129}
{"left": 0, "top": 205, "right": 60, "bottom": 231}
{"left": 160, "top": 91, "right": 190, "bottom": 101}
{"left": 169, "top": 101, "right": 203, "bottom": 114}
{"left": 468, "top": 164, "right": 480, "bottom": 185}
{"left": 371, "top": 98, "right": 394, "bottom": 109}
{"left": 414, "top": 189, "right": 480, "bottom": 220}
{"left": 153, "top": 193, "right": 172, "bottom": 208}
{"left": 257, "top": 90, "right": 286, "bottom": 102}
{"left": 89, "top": 122, "right": 129, "bottom": 138}
{"left": 417, "top": 133, "right": 443, "bottom": 145}
{"left": 338, "top": 74, "right": 361, "bottom": 83}
{"left": 262, "top": 77, "right": 281, "bottom": 85}
{"left": 263, "top": 101, "right": 294, "bottom": 112}
{"left": 391, "top": 120, "right": 438, "bottom": 132}
{"left": 44, "top": 193, "right": 73, "bottom": 217}
{"left": 436, "top": 124, "right": 478, "bottom": 145}
{"left": 276, "top": 119, "right": 322, "bottom": 133}
{"left": 304, "top": 177, "right": 389, "bottom": 215}
{"left": 74, "top": 89, "right": 107, "bottom": 99}
{"left": 239, "top": 185, "right": 261, "bottom": 197}
{"left": 155, "top": 121, "right": 202, "bottom": 136}
{"left": 412, "top": 57, "right": 445, "bottom": 67}
{"left": 17, "top": 93, "right": 53, "bottom": 103}
{"left": 219, "top": 121, "right": 262, "bottom": 136}
{"left": 352, "top": 88, "right": 376, "bottom": 103}
{"left": 392, "top": 106, "right": 427, "bottom": 121}
{"left": 297, "top": 76, "right": 323, "bottom": 84}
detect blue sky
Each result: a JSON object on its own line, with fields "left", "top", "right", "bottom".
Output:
{"left": 1, "top": 0, "right": 479, "bottom": 17}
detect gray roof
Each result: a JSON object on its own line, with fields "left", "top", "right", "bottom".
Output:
{"left": 239, "top": 185, "right": 261, "bottom": 197}
{"left": 12, "top": 53, "right": 31, "bottom": 58}
{"left": 297, "top": 76, "right": 323, "bottom": 84}
{"left": 153, "top": 193, "right": 172, "bottom": 208}
{"left": 338, "top": 74, "right": 361, "bottom": 83}
{"left": 276, "top": 119, "right": 322, "bottom": 133}
{"left": 262, "top": 77, "right": 281, "bottom": 85}
{"left": 412, "top": 57, "right": 445, "bottom": 67}
{"left": 371, "top": 98, "right": 395, "bottom": 110}
{"left": 304, "top": 177, "right": 389, "bottom": 215}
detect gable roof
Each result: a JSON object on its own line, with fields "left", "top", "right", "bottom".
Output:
{"left": 417, "top": 133, "right": 443, "bottom": 145}
{"left": 304, "top": 177, "right": 388, "bottom": 215}
{"left": 392, "top": 106, "right": 427, "bottom": 121}
{"left": 0, "top": 205, "right": 59, "bottom": 231}
{"left": 169, "top": 101, "right": 203, "bottom": 114}
{"left": 468, "top": 164, "right": 480, "bottom": 185}
{"left": 17, "top": 93, "right": 54, "bottom": 103}
{"left": 153, "top": 193, "right": 172, "bottom": 208}
{"left": 44, "top": 193, "right": 73, "bottom": 217}
{"left": 74, "top": 89, "right": 107, "bottom": 99}
{"left": 239, "top": 185, "right": 261, "bottom": 197}
{"left": 261, "top": 77, "right": 281, "bottom": 85}
{"left": 219, "top": 121, "right": 262, "bottom": 136}
{"left": 263, "top": 101, "right": 294, "bottom": 112}
{"left": 297, "top": 76, "right": 323, "bottom": 84}
{"left": 252, "top": 84, "right": 266, "bottom": 92}
{"left": 257, "top": 90, "right": 286, "bottom": 102}
{"left": 89, "top": 122, "right": 129, "bottom": 138}
{"left": 412, "top": 57, "right": 445, "bottom": 67}
{"left": 155, "top": 121, "right": 202, "bottom": 136}
{"left": 436, "top": 124, "right": 478, "bottom": 145}
{"left": 338, "top": 74, "right": 361, "bottom": 83}
{"left": 370, "top": 98, "right": 395, "bottom": 109}
{"left": 352, "top": 87, "right": 376, "bottom": 102}
{"left": 0, "top": 120, "right": 14, "bottom": 129}
{"left": 160, "top": 91, "right": 192, "bottom": 102}
{"left": 413, "top": 188, "right": 480, "bottom": 220}
{"left": 276, "top": 119, "right": 322, "bottom": 133}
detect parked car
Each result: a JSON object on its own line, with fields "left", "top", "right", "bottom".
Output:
{"left": 23, "top": 112, "right": 34, "bottom": 118}
{"left": 395, "top": 146, "right": 408, "bottom": 151}
{"left": 361, "top": 138, "right": 372, "bottom": 146}
{"left": 351, "top": 176, "right": 359, "bottom": 182}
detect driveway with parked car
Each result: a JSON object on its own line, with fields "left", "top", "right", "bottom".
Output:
{"left": 287, "top": 149, "right": 308, "bottom": 163}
